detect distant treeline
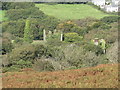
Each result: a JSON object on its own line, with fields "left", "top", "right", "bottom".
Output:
{"left": 35, "top": 2, "right": 87, "bottom": 4}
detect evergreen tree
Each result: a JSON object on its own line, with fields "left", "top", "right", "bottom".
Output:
{"left": 24, "top": 19, "right": 33, "bottom": 43}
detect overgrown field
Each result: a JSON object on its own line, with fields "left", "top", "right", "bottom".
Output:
{"left": 35, "top": 4, "right": 111, "bottom": 20}
{"left": 2, "top": 64, "right": 118, "bottom": 88}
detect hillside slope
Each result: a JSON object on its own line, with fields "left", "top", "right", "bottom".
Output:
{"left": 35, "top": 4, "right": 110, "bottom": 20}
{"left": 2, "top": 64, "right": 118, "bottom": 88}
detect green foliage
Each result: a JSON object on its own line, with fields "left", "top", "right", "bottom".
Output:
{"left": 57, "top": 21, "right": 85, "bottom": 36}
{"left": 8, "top": 44, "right": 36, "bottom": 65}
{"left": 24, "top": 19, "right": 33, "bottom": 43}
{"left": 91, "top": 21, "right": 111, "bottom": 29}
{"left": 74, "top": 17, "right": 98, "bottom": 28}
{"left": 83, "top": 42, "right": 103, "bottom": 55}
{"left": 2, "top": 37, "right": 13, "bottom": 54}
{"left": 2, "top": 2, "right": 35, "bottom": 10}
{"left": 106, "top": 41, "right": 118, "bottom": 63}
{"left": 33, "top": 59, "right": 55, "bottom": 72}
{"left": 87, "top": 2, "right": 102, "bottom": 11}
{"left": 101, "top": 16, "right": 119, "bottom": 24}
{"left": 57, "top": 21, "right": 80, "bottom": 33}
{"left": 47, "top": 33, "right": 60, "bottom": 41}
{"left": 39, "top": 16, "right": 59, "bottom": 32}
{"left": 2, "top": 17, "right": 59, "bottom": 41}
{"left": 2, "top": 2, "right": 118, "bottom": 73}
{"left": 16, "top": 59, "right": 32, "bottom": 68}
{"left": 0, "top": 10, "right": 8, "bottom": 21}
{"left": 5, "top": 7, "right": 45, "bottom": 20}
{"left": 34, "top": 44, "right": 47, "bottom": 58}
{"left": 2, "top": 19, "right": 25, "bottom": 37}
{"left": 84, "top": 22, "right": 118, "bottom": 45}
{"left": 3, "top": 66, "right": 21, "bottom": 73}
{"left": 64, "top": 32, "right": 83, "bottom": 42}
{"left": 46, "top": 46, "right": 65, "bottom": 61}
{"left": 8, "top": 44, "right": 47, "bottom": 65}
{"left": 14, "top": 37, "right": 24, "bottom": 44}
{"left": 47, "top": 39, "right": 64, "bottom": 47}
{"left": 2, "top": 59, "right": 32, "bottom": 73}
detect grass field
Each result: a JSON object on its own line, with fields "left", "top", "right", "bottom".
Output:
{"left": 36, "top": 4, "right": 111, "bottom": 20}
{"left": 0, "top": 10, "right": 7, "bottom": 22}
{"left": 3, "top": 64, "right": 118, "bottom": 88}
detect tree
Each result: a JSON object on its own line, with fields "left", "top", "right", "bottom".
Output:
{"left": 24, "top": 19, "right": 33, "bottom": 43}
{"left": 64, "top": 32, "right": 83, "bottom": 42}
{"left": 2, "top": 37, "right": 13, "bottom": 54}
{"left": 2, "top": 2, "right": 35, "bottom": 10}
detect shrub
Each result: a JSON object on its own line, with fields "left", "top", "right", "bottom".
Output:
{"left": 14, "top": 37, "right": 24, "bottom": 44}
{"left": 8, "top": 44, "right": 47, "bottom": 64}
{"left": 3, "top": 66, "right": 21, "bottom": 73}
{"left": 91, "top": 21, "right": 111, "bottom": 29}
{"left": 16, "top": 59, "right": 32, "bottom": 68}
{"left": 34, "top": 44, "right": 47, "bottom": 58}
{"left": 64, "top": 32, "right": 83, "bottom": 42}
{"left": 82, "top": 52, "right": 108, "bottom": 67}
{"left": 8, "top": 44, "right": 36, "bottom": 65}
{"left": 2, "top": 55, "right": 9, "bottom": 67}
{"left": 83, "top": 42, "right": 103, "bottom": 55}
{"left": 47, "top": 39, "right": 64, "bottom": 47}
{"left": 101, "top": 16, "right": 119, "bottom": 24}
{"left": 47, "top": 33, "right": 61, "bottom": 41}
{"left": 74, "top": 17, "right": 98, "bottom": 28}
{"left": 2, "top": 17, "right": 58, "bottom": 41}
{"left": 57, "top": 21, "right": 81, "bottom": 35}
{"left": 33, "top": 58, "right": 55, "bottom": 72}
{"left": 23, "top": 19, "right": 33, "bottom": 43}
{"left": 106, "top": 41, "right": 118, "bottom": 63}
{"left": 2, "top": 2, "right": 35, "bottom": 10}
{"left": 2, "top": 20, "right": 25, "bottom": 38}
{"left": 2, "top": 37, "right": 13, "bottom": 54}
{"left": 61, "top": 45, "right": 85, "bottom": 67}
{"left": 5, "top": 7, "right": 45, "bottom": 20}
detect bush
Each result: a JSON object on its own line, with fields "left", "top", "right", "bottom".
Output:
{"left": 106, "top": 41, "right": 118, "bottom": 63}
{"left": 2, "top": 20, "right": 25, "bottom": 38}
{"left": 2, "top": 2, "right": 35, "bottom": 10}
{"left": 57, "top": 21, "right": 81, "bottom": 34}
{"left": 33, "top": 58, "right": 55, "bottom": 72}
{"left": 74, "top": 17, "right": 98, "bottom": 28}
{"left": 64, "top": 32, "right": 83, "bottom": 42}
{"left": 8, "top": 44, "right": 48, "bottom": 65}
{"left": 2, "top": 37, "right": 13, "bottom": 54}
{"left": 34, "top": 44, "right": 47, "bottom": 58}
{"left": 47, "top": 33, "right": 61, "bottom": 41}
{"left": 23, "top": 19, "right": 33, "bottom": 43}
{"left": 91, "top": 21, "right": 111, "bottom": 29}
{"left": 82, "top": 52, "right": 108, "bottom": 67}
{"left": 101, "top": 16, "right": 119, "bottom": 24}
{"left": 8, "top": 44, "right": 36, "bottom": 65}
{"left": 5, "top": 7, "right": 45, "bottom": 20}
{"left": 2, "top": 17, "right": 59, "bottom": 40}
{"left": 3, "top": 66, "right": 21, "bottom": 73}
{"left": 16, "top": 59, "right": 32, "bottom": 68}
{"left": 47, "top": 39, "right": 64, "bottom": 47}
{"left": 14, "top": 37, "right": 24, "bottom": 44}
{"left": 83, "top": 42, "right": 103, "bottom": 55}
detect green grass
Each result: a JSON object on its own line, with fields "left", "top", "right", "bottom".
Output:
{"left": 36, "top": 4, "right": 111, "bottom": 20}
{"left": 0, "top": 10, "right": 8, "bottom": 22}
